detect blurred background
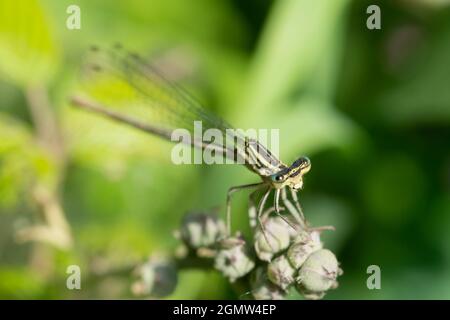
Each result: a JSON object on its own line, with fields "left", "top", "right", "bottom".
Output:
{"left": 0, "top": 0, "right": 449, "bottom": 299}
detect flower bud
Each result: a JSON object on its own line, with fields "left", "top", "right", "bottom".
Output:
{"left": 297, "top": 288, "right": 325, "bottom": 300}
{"left": 267, "top": 255, "right": 295, "bottom": 290}
{"left": 131, "top": 257, "right": 177, "bottom": 298}
{"left": 254, "top": 216, "right": 291, "bottom": 262}
{"left": 251, "top": 267, "right": 285, "bottom": 300}
{"left": 296, "top": 249, "right": 340, "bottom": 296}
{"left": 179, "top": 212, "right": 226, "bottom": 249}
{"left": 214, "top": 235, "right": 255, "bottom": 282}
{"left": 281, "top": 215, "right": 304, "bottom": 241}
{"left": 287, "top": 230, "right": 322, "bottom": 269}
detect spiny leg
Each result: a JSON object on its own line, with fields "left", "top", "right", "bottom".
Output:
{"left": 274, "top": 189, "right": 281, "bottom": 213}
{"left": 290, "top": 189, "right": 305, "bottom": 221}
{"left": 272, "top": 189, "right": 298, "bottom": 230}
{"left": 256, "top": 187, "right": 274, "bottom": 250}
{"left": 248, "top": 186, "right": 266, "bottom": 229}
{"left": 280, "top": 188, "right": 299, "bottom": 219}
{"left": 260, "top": 206, "right": 276, "bottom": 221}
{"left": 274, "top": 207, "right": 299, "bottom": 232}
{"left": 281, "top": 188, "right": 306, "bottom": 228}
{"left": 256, "top": 187, "right": 271, "bottom": 232}
{"left": 226, "top": 182, "right": 265, "bottom": 236}
{"left": 249, "top": 188, "right": 277, "bottom": 234}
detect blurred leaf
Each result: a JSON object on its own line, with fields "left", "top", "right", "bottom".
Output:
{"left": 425, "top": 194, "right": 450, "bottom": 263}
{"left": 0, "top": 114, "right": 58, "bottom": 208}
{"left": 0, "top": 115, "right": 31, "bottom": 154}
{"left": 240, "top": 0, "right": 351, "bottom": 121}
{"left": 303, "top": 195, "right": 354, "bottom": 253}
{"left": 167, "top": 270, "right": 206, "bottom": 299}
{"left": 277, "top": 97, "right": 364, "bottom": 160}
{"left": 406, "top": 0, "right": 450, "bottom": 9}
{"left": 0, "top": 0, "right": 60, "bottom": 86}
{"left": 378, "top": 20, "right": 450, "bottom": 125}
{"left": 77, "top": 222, "right": 157, "bottom": 258}
{"left": 0, "top": 267, "right": 46, "bottom": 299}
{"left": 42, "top": 0, "right": 248, "bottom": 53}
{"left": 362, "top": 154, "right": 427, "bottom": 226}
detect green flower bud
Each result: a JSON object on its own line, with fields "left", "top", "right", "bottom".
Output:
{"left": 296, "top": 249, "right": 340, "bottom": 296}
{"left": 251, "top": 267, "right": 285, "bottom": 300}
{"left": 179, "top": 212, "right": 226, "bottom": 249}
{"left": 287, "top": 230, "right": 322, "bottom": 269}
{"left": 267, "top": 255, "right": 296, "bottom": 290}
{"left": 214, "top": 235, "right": 255, "bottom": 282}
{"left": 131, "top": 257, "right": 177, "bottom": 298}
{"left": 254, "top": 217, "right": 291, "bottom": 262}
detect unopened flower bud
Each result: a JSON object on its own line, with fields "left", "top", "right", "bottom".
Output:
{"left": 131, "top": 257, "right": 177, "bottom": 298}
{"left": 214, "top": 235, "right": 255, "bottom": 282}
{"left": 179, "top": 212, "right": 226, "bottom": 249}
{"left": 282, "top": 215, "right": 304, "bottom": 241}
{"left": 254, "top": 217, "right": 291, "bottom": 262}
{"left": 296, "top": 249, "right": 340, "bottom": 296}
{"left": 297, "top": 288, "right": 325, "bottom": 300}
{"left": 287, "top": 230, "right": 322, "bottom": 269}
{"left": 251, "top": 267, "right": 285, "bottom": 300}
{"left": 267, "top": 255, "right": 295, "bottom": 290}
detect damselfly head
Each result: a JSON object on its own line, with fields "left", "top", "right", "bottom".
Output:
{"left": 270, "top": 156, "right": 311, "bottom": 190}
{"left": 290, "top": 156, "right": 311, "bottom": 175}
{"left": 289, "top": 156, "right": 311, "bottom": 190}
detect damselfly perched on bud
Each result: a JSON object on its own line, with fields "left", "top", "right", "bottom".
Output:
{"left": 70, "top": 45, "right": 311, "bottom": 236}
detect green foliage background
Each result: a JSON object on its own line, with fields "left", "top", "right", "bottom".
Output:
{"left": 0, "top": 0, "right": 449, "bottom": 299}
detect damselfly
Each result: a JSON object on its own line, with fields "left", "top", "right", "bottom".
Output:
{"left": 70, "top": 45, "right": 312, "bottom": 236}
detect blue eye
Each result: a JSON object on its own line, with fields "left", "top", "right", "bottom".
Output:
{"left": 272, "top": 175, "right": 283, "bottom": 182}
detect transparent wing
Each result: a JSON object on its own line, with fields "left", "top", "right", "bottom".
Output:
{"left": 72, "top": 44, "right": 247, "bottom": 161}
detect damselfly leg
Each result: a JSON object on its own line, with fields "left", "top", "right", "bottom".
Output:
{"left": 248, "top": 188, "right": 262, "bottom": 229}
{"left": 249, "top": 186, "right": 299, "bottom": 235}
{"left": 274, "top": 189, "right": 281, "bottom": 213}
{"left": 281, "top": 188, "right": 306, "bottom": 229}
{"left": 255, "top": 187, "right": 276, "bottom": 249}
{"left": 256, "top": 187, "right": 271, "bottom": 233}
{"left": 226, "top": 182, "right": 265, "bottom": 236}
{"left": 289, "top": 188, "right": 306, "bottom": 221}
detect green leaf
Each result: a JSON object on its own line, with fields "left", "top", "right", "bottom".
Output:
{"left": 377, "top": 20, "right": 450, "bottom": 125}
{"left": 0, "top": 267, "right": 47, "bottom": 299}
{"left": 0, "top": 113, "right": 58, "bottom": 208}
{"left": 240, "top": 0, "right": 351, "bottom": 121}
{"left": 0, "top": 0, "right": 60, "bottom": 86}
{"left": 271, "top": 97, "right": 365, "bottom": 160}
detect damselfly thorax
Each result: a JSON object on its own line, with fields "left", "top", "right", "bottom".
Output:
{"left": 70, "top": 44, "right": 311, "bottom": 236}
